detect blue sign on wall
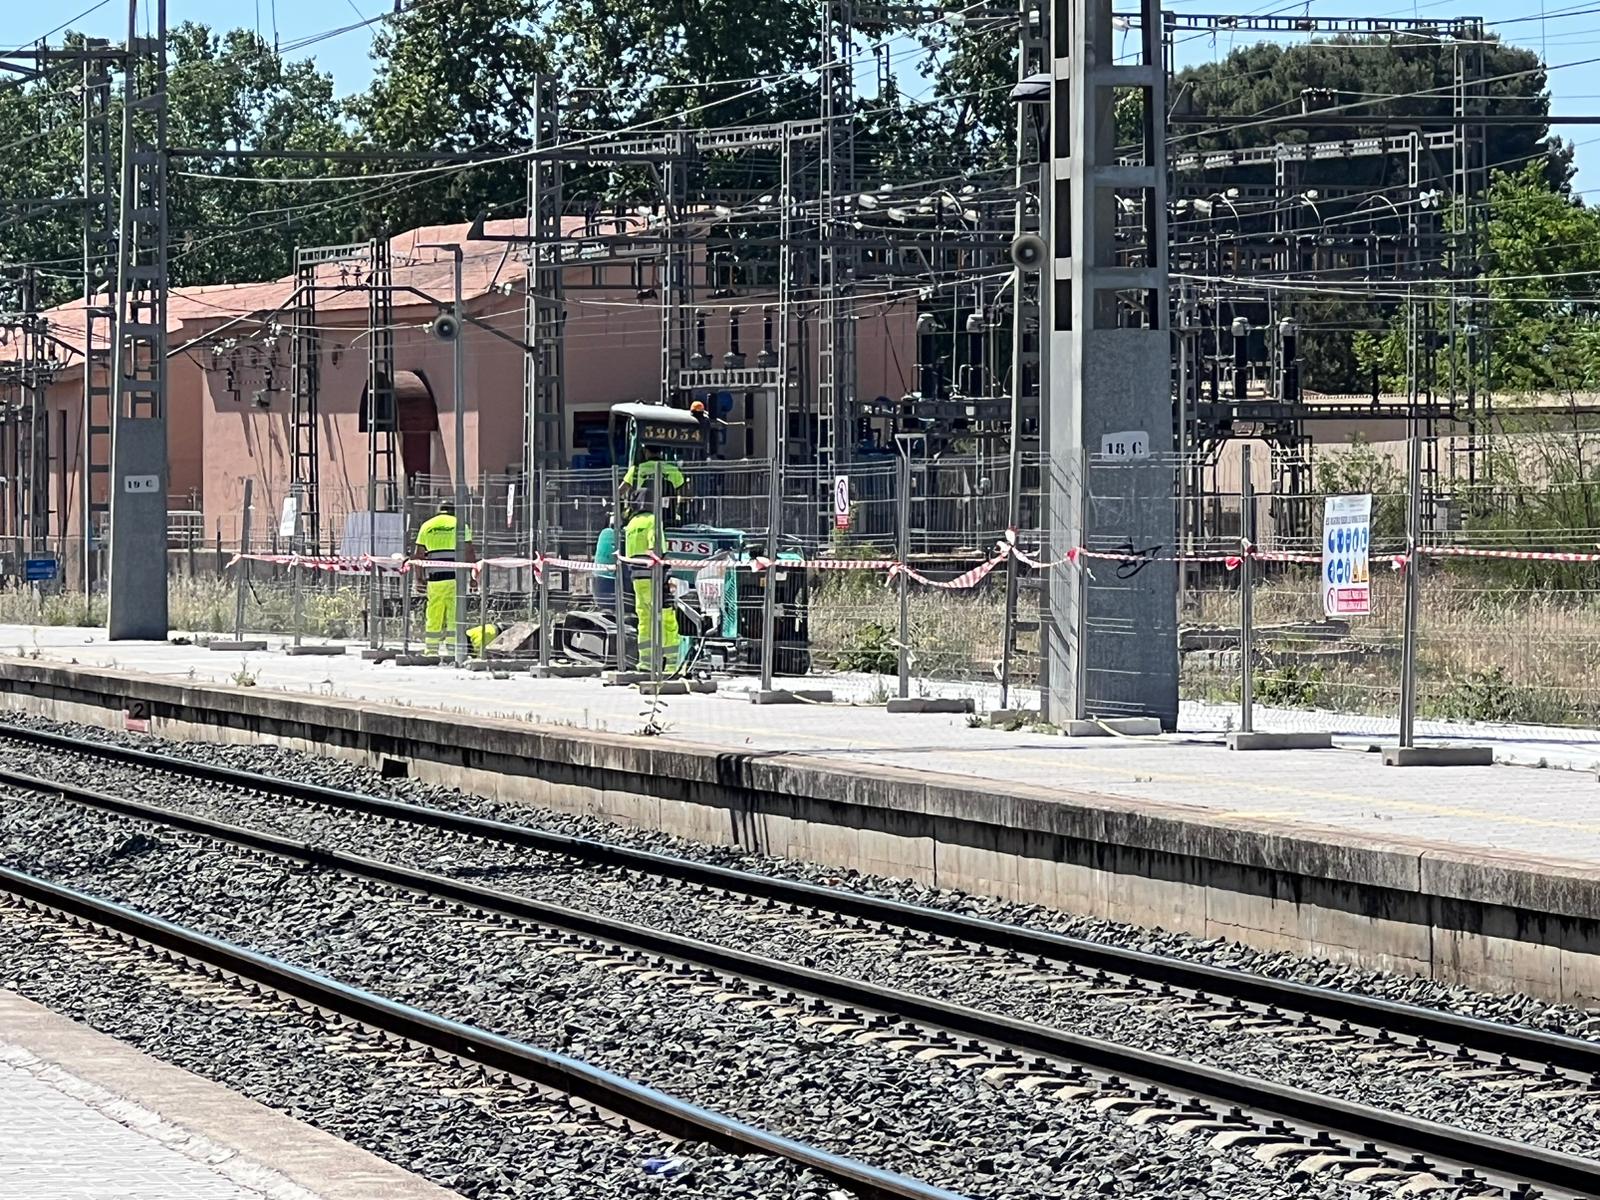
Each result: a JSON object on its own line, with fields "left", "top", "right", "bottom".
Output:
{"left": 23, "top": 558, "right": 58, "bottom": 582}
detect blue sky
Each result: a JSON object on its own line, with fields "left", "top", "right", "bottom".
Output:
{"left": 5, "top": 0, "right": 1600, "bottom": 182}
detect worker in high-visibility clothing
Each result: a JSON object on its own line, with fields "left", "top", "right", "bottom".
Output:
{"left": 619, "top": 445, "right": 687, "bottom": 513}
{"left": 414, "top": 499, "right": 475, "bottom": 657}
{"left": 619, "top": 450, "right": 687, "bottom": 671}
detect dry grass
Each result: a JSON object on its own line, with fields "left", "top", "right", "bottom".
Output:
{"left": 4, "top": 562, "right": 1596, "bottom": 727}
{"left": 1182, "top": 567, "right": 1600, "bottom": 727}
{"left": 0, "top": 574, "right": 369, "bottom": 640}
{"left": 808, "top": 572, "right": 1020, "bottom": 685}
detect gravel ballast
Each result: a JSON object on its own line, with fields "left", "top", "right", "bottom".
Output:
{"left": 1, "top": 897, "right": 837, "bottom": 1200}
{"left": 2, "top": 789, "right": 1406, "bottom": 1200}
{"left": 1, "top": 716, "right": 1594, "bottom": 1173}
{"left": 3, "top": 715, "right": 1586, "bottom": 1037}
{"left": 3, "top": 737, "right": 1591, "bottom": 1160}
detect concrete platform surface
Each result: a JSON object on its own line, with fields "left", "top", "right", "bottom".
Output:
{"left": 0, "top": 990, "right": 452, "bottom": 1200}
{"left": 4, "top": 624, "right": 1600, "bottom": 867}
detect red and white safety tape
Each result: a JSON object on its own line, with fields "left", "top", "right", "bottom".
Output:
{"left": 229, "top": 537, "right": 1600, "bottom": 592}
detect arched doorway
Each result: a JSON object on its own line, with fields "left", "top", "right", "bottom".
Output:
{"left": 364, "top": 370, "right": 441, "bottom": 485}
{"left": 394, "top": 371, "right": 439, "bottom": 482}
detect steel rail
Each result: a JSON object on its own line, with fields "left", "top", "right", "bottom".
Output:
{"left": 0, "top": 858, "right": 966, "bottom": 1200}
{"left": 4, "top": 725, "right": 1598, "bottom": 1076}
{"left": 7, "top": 766, "right": 1600, "bottom": 1198}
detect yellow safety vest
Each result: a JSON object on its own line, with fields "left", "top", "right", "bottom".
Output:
{"left": 626, "top": 512, "right": 665, "bottom": 560}
{"left": 622, "top": 460, "right": 686, "bottom": 491}
{"left": 417, "top": 513, "right": 473, "bottom": 581}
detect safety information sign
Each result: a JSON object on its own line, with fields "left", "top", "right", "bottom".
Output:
{"left": 278, "top": 495, "right": 300, "bottom": 540}
{"left": 1322, "top": 493, "right": 1372, "bottom": 616}
{"left": 833, "top": 475, "right": 851, "bottom": 530}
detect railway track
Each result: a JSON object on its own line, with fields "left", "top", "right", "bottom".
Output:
{"left": 1, "top": 734, "right": 1597, "bottom": 1198}
{"left": 0, "top": 861, "right": 963, "bottom": 1200}
{"left": 1, "top": 722, "right": 1593, "bottom": 1076}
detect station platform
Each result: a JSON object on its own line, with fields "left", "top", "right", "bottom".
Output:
{"left": 0, "top": 990, "right": 451, "bottom": 1200}
{"left": 0, "top": 623, "right": 1595, "bottom": 865}
{"left": 3, "top": 623, "right": 1600, "bottom": 1002}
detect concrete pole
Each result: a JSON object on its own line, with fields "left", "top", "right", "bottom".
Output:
{"left": 1045, "top": 0, "right": 1176, "bottom": 727}
{"left": 450, "top": 250, "right": 468, "bottom": 667}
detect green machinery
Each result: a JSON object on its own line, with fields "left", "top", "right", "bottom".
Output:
{"left": 602, "top": 403, "right": 810, "bottom": 675}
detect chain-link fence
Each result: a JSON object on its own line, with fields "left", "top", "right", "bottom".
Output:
{"left": 1182, "top": 430, "right": 1600, "bottom": 744}
{"left": 8, "top": 428, "right": 1600, "bottom": 743}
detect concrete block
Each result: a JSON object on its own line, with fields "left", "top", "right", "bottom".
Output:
{"left": 530, "top": 663, "right": 604, "bottom": 678}
{"left": 1062, "top": 717, "right": 1162, "bottom": 737}
{"left": 988, "top": 708, "right": 1039, "bottom": 726}
{"left": 465, "top": 659, "right": 531, "bottom": 673}
{"left": 749, "top": 689, "right": 835, "bottom": 704}
{"left": 206, "top": 640, "right": 268, "bottom": 652}
{"left": 392, "top": 654, "right": 440, "bottom": 667}
{"left": 1560, "top": 945, "right": 1600, "bottom": 1005}
{"left": 1382, "top": 744, "right": 1495, "bottom": 767}
{"left": 637, "top": 679, "right": 717, "bottom": 696}
{"left": 604, "top": 670, "right": 651, "bottom": 686}
{"left": 1433, "top": 919, "right": 1563, "bottom": 1000}
{"left": 1227, "top": 731, "right": 1335, "bottom": 751}
{"left": 885, "top": 697, "right": 975, "bottom": 714}
{"left": 359, "top": 648, "right": 396, "bottom": 662}
{"left": 283, "top": 645, "right": 346, "bottom": 657}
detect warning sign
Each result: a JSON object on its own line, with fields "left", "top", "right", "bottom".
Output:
{"left": 1322, "top": 494, "right": 1372, "bottom": 617}
{"left": 833, "top": 475, "right": 851, "bottom": 530}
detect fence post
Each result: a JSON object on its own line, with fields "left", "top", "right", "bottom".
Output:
{"left": 290, "top": 486, "right": 305, "bottom": 649}
{"left": 537, "top": 481, "right": 550, "bottom": 671}
{"left": 1239, "top": 444, "right": 1254, "bottom": 734}
{"left": 470, "top": 488, "right": 485, "bottom": 659}
{"left": 896, "top": 446, "right": 911, "bottom": 701}
{"left": 611, "top": 467, "right": 627, "bottom": 675}
{"left": 233, "top": 479, "right": 253, "bottom": 643}
{"left": 1398, "top": 429, "right": 1422, "bottom": 748}
{"left": 999, "top": 448, "right": 1020, "bottom": 709}
{"left": 1073, "top": 453, "right": 1090, "bottom": 722}
{"left": 760, "top": 436, "right": 780, "bottom": 691}
{"left": 650, "top": 472, "right": 665, "bottom": 689}
{"left": 401, "top": 489, "right": 414, "bottom": 653}
{"left": 291, "top": 559, "right": 305, "bottom": 648}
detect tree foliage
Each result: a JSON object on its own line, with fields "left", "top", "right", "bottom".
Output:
{"left": 1173, "top": 35, "right": 1571, "bottom": 191}
{"left": 0, "top": 24, "right": 354, "bottom": 303}
{"left": 0, "top": 9, "right": 1582, "bottom": 312}
{"left": 1359, "top": 163, "right": 1600, "bottom": 396}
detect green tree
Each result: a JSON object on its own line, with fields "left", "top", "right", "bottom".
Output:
{"left": 344, "top": 0, "right": 552, "bottom": 236}
{"left": 1172, "top": 35, "right": 1569, "bottom": 191}
{"left": 1362, "top": 163, "right": 1600, "bottom": 397}
{"left": 348, "top": 0, "right": 834, "bottom": 229}
{"left": 165, "top": 24, "right": 358, "bottom": 286}
{"left": 0, "top": 24, "right": 356, "bottom": 301}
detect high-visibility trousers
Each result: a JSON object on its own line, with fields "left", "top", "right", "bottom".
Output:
{"left": 632, "top": 576, "right": 680, "bottom": 670}
{"left": 425, "top": 579, "right": 458, "bottom": 653}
